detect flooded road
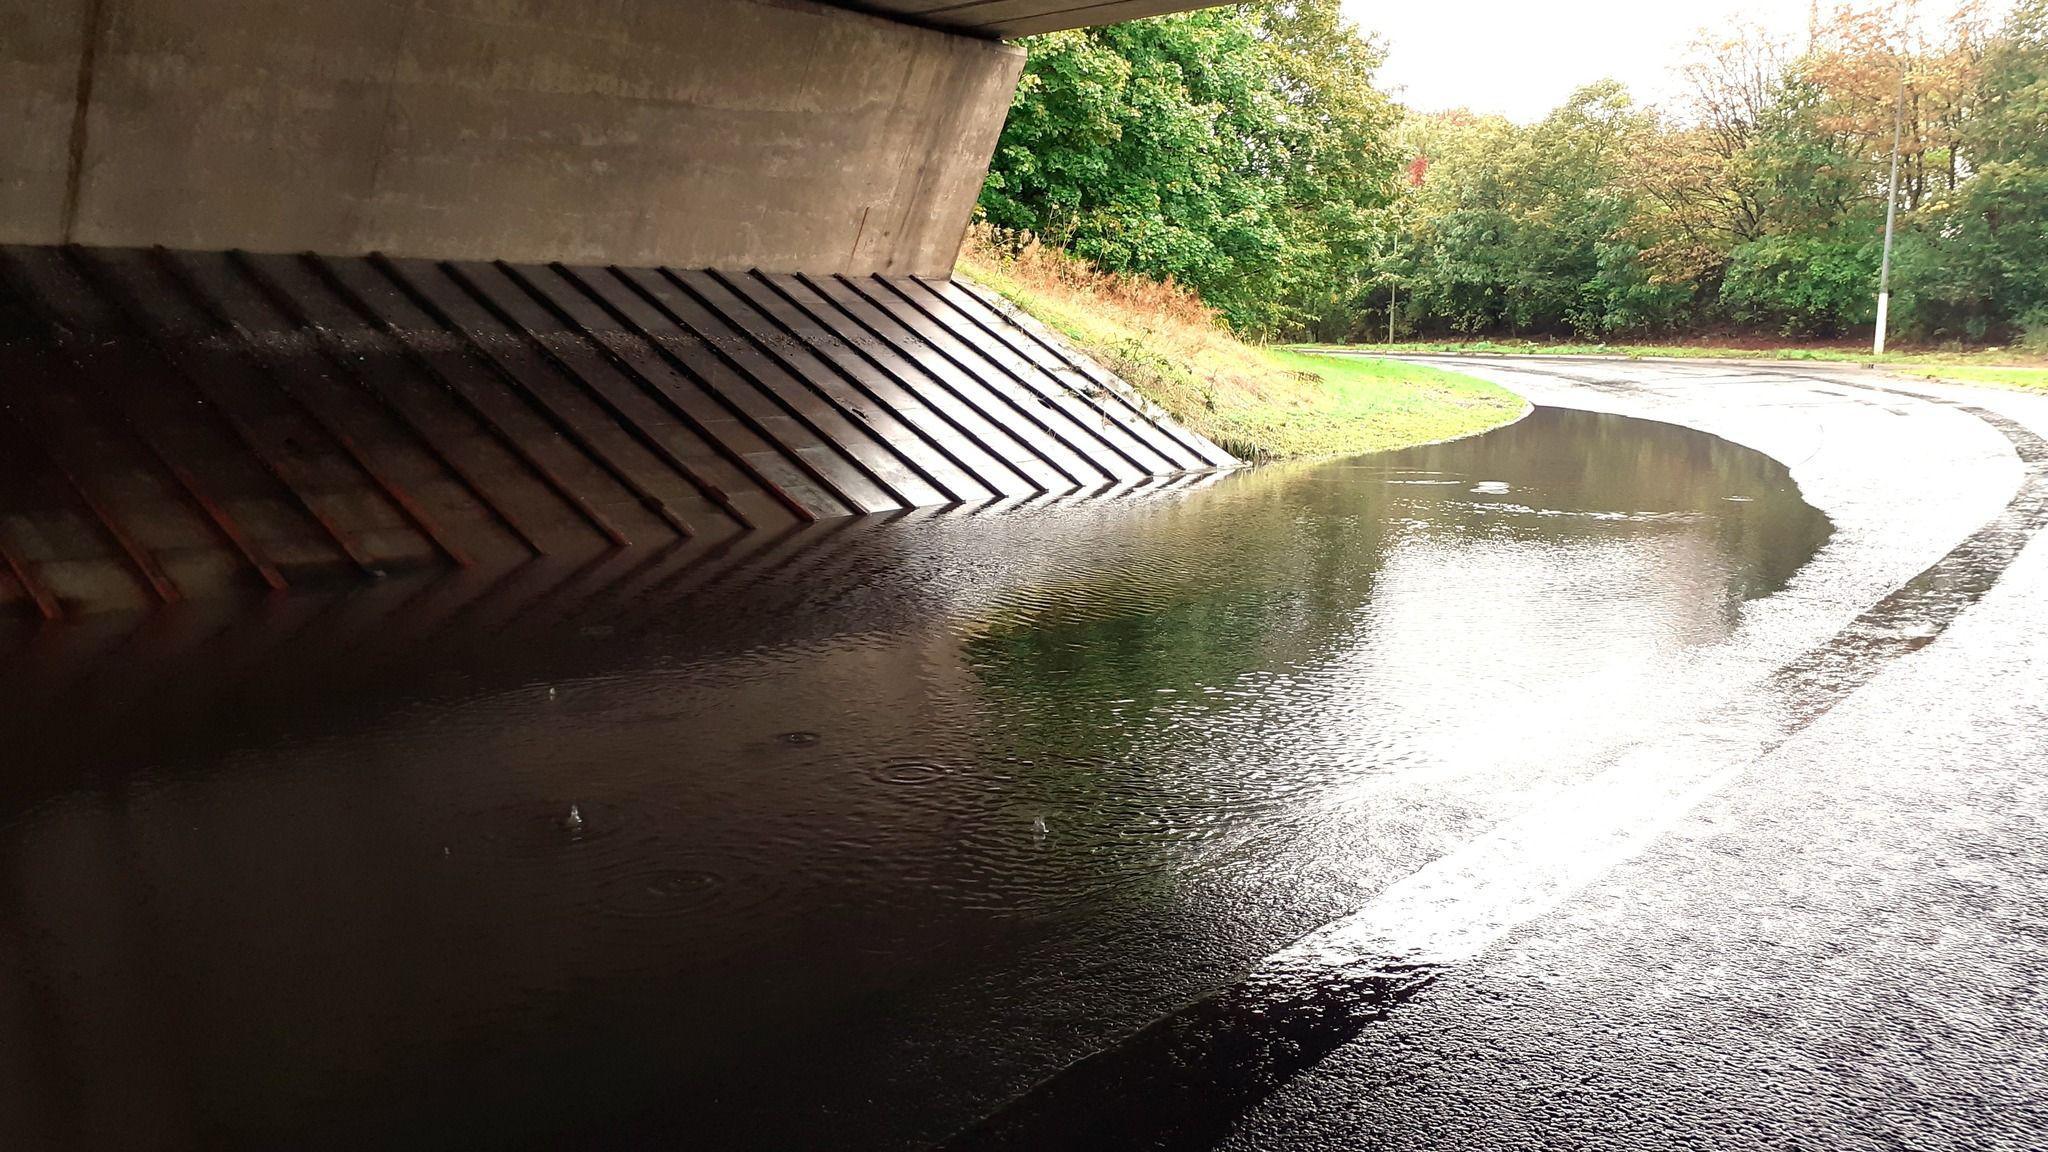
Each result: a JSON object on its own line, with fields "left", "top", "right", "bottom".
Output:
{"left": 4, "top": 363, "right": 2045, "bottom": 1150}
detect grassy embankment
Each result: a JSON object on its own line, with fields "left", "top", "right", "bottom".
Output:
{"left": 1299, "top": 339, "right": 2048, "bottom": 394}
{"left": 957, "top": 239, "right": 1524, "bottom": 461}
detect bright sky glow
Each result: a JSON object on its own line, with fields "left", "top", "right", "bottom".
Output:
{"left": 1344, "top": 0, "right": 2004, "bottom": 121}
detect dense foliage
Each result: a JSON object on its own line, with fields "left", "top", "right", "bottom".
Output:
{"left": 979, "top": 0, "right": 2048, "bottom": 346}
{"left": 978, "top": 0, "right": 1399, "bottom": 335}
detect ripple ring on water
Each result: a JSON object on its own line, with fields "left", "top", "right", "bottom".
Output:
{"left": 871, "top": 761, "right": 947, "bottom": 785}
{"left": 594, "top": 865, "right": 740, "bottom": 920}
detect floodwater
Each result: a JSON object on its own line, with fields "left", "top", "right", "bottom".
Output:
{"left": 0, "top": 406, "right": 1836, "bottom": 1150}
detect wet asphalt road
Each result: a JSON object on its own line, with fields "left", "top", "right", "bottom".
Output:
{"left": 1208, "top": 359, "right": 2048, "bottom": 1152}
{"left": 4, "top": 357, "right": 2045, "bottom": 1150}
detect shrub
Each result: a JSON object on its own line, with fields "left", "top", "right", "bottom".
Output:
{"left": 1718, "top": 235, "right": 1879, "bottom": 337}
{"left": 2020, "top": 308, "right": 2048, "bottom": 354}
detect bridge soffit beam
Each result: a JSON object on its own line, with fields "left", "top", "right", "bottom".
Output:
{"left": 820, "top": 0, "right": 1228, "bottom": 39}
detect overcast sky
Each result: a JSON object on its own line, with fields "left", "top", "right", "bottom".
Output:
{"left": 1344, "top": 0, "right": 1999, "bottom": 122}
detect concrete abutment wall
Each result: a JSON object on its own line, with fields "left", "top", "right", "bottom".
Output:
{"left": 0, "top": 0, "right": 1023, "bottom": 276}
{"left": 0, "top": 0, "right": 1240, "bottom": 619}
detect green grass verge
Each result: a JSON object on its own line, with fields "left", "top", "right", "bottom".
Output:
{"left": 1299, "top": 340, "right": 2048, "bottom": 395}
{"left": 959, "top": 262, "right": 1524, "bottom": 461}
{"left": 1885, "top": 364, "right": 2048, "bottom": 391}
{"left": 1238, "top": 350, "right": 1528, "bottom": 459}
{"left": 1298, "top": 338, "right": 2038, "bottom": 365}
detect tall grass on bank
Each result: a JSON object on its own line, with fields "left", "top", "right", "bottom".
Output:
{"left": 957, "top": 229, "right": 1525, "bottom": 460}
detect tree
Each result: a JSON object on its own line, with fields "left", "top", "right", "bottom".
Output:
{"left": 985, "top": 0, "right": 2045, "bottom": 348}
{"left": 978, "top": 2, "right": 1398, "bottom": 337}
{"left": 1901, "top": 0, "right": 2048, "bottom": 339}
{"left": 1383, "top": 84, "right": 1691, "bottom": 339}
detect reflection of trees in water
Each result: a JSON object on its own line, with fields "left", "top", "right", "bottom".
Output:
{"left": 1382, "top": 408, "right": 1836, "bottom": 604}
{"left": 965, "top": 471, "right": 1397, "bottom": 718}
{"left": 973, "top": 408, "right": 1831, "bottom": 707}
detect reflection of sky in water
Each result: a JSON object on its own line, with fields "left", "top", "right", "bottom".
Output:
{"left": 0, "top": 406, "right": 1834, "bottom": 1150}
{"left": 960, "top": 408, "right": 1831, "bottom": 931}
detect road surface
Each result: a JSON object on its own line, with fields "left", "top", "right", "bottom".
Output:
{"left": 978, "top": 357, "right": 2048, "bottom": 1151}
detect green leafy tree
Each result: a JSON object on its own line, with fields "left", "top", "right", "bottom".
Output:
{"left": 1902, "top": 0, "right": 2048, "bottom": 339}
{"left": 979, "top": 2, "right": 1397, "bottom": 337}
{"left": 985, "top": 0, "right": 2045, "bottom": 349}
{"left": 1719, "top": 233, "right": 1880, "bottom": 335}
{"left": 1387, "top": 84, "right": 1690, "bottom": 338}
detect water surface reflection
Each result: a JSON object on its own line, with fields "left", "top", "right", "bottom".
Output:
{"left": 0, "top": 407, "right": 1832, "bottom": 1149}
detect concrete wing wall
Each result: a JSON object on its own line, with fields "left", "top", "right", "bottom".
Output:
{"left": 0, "top": 0, "right": 1023, "bottom": 276}
{"left": 0, "top": 244, "right": 1232, "bottom": 618}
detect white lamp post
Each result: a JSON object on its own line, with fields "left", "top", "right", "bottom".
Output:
{"left": 1874, "top": 69, "right": 1905, "bottom": 357}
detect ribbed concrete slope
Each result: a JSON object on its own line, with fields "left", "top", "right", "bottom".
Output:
{"left": 0, "top": 246, "right": 1233, "bottom": 618}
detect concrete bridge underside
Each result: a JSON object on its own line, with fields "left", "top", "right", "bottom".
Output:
{"left": 3, "top": 0, "right": 1220, "bottom": 274}
{"left": 0, "top": 0, "right": 1230, "bottom": 617}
